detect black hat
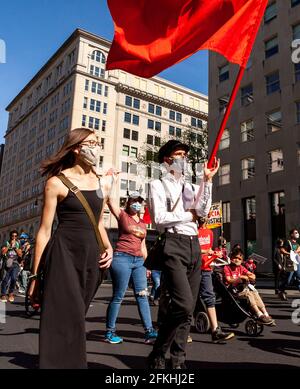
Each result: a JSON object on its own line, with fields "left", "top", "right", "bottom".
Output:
{"left": 158, "top": 140, "right": 190, "bottom": 163}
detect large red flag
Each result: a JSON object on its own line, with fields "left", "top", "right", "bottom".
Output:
{"left": 107, "top": 0, "right": 268, "bottom": 78}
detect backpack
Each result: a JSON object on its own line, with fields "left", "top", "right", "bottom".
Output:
{"left": 283, "top": 253, "right": 295, "bottom": 272}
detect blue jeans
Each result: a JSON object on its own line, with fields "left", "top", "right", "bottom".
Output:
{"left": 150, "top": 270, "right": 161, "bottom": 299}
{"left": 1, "top": 263, "right": 20, "bottom": 295}
{"left": 106, "top": 252, "right": 153, "bottom": 332}
{"left": 287, "top": 264, "right": 300, "bottom": 290}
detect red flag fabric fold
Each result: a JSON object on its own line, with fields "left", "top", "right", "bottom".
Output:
{"left": 107, "top": 0, "right": 268, "bottom": 78}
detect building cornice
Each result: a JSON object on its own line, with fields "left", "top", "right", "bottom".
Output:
{"left": 115, "top": 83, "right": 208, "bottom": 120}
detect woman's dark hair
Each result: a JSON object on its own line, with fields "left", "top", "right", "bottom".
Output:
{"left": 9, "top": 230, "right": 18, "bottom": 238}
{"left": 276, "top": 238, "right": 284, "bottom": 248}
{"left": 40, "top": 128, "right": 95, "bottom": 177}
{"left": 289, "top": 229, "right": 298, "bottom": 237}
{"left": 230, "top": 247, "right": 244, "bottom": 259}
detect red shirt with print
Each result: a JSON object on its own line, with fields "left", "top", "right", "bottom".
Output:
{"left": 223, "top": 264, "right": 251, "bottom": 286}
{"left": 198, "top": 227, "right": 214, "bottom": 271}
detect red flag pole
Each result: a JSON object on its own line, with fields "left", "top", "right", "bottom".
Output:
{"left": 208, "top": 65, "right": 246, "bottom": 168}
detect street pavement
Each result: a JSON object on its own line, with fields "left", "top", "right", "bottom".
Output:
{"left": 0, "top": 281, "right": 300, "bottom": 369}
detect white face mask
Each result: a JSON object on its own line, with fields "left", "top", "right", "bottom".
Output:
{"left": 295, "top": 233, "right": 299, "bottom": 239}
{"left": 79, "top": 145, "right": 101, "bottom": 166}
{"left": 170, "top": 157, "right": 188, "bottom": 174}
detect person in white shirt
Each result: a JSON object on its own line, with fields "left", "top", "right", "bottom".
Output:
{"left": 147, "top": 140, "right": 219, "bottom": 369}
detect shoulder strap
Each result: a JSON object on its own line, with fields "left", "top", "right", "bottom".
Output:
{"left": 57, "top": 173, "right": 105, "bottom": 253}
{"left": 160, "top": 179, "right": 183, "bottom": 212}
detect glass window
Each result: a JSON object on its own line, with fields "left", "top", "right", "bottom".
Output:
{"left": 169, "top": 110, "right": 175, "bottom": 120}
{"left": 219, "top": 96, "right": 229, "bottom": 113}
{"left": 292, "top": 0, "right": 300, "bottom": 6}
{"left": 104, "top": 86, "right": 109, "bottom": 97}
{"left": 293, "top": 24, "right": 300, "bottom": 40}
{"left": 122, "top": 145, "right": 130, "bottom": 156}
{"left": 123, "top": 128, "right": 130, "bottom": 139}
{"left": 155, "top": 122, "right": 161, "bottom": 132}
{"left": 133, "top": 98, "right": 140, "bottom": 109}
{"left": 241, "top": 120, "right": 254, "bottom": 142}
{"left": 241, "top": 158, "right": 255, "bottom": 180}
{"left": 125, "top": 96, "right": 132, "bottom": 107}
{"left": 124, "top": 112, "right": 131, "bottom": 123}
{"left": 147, "top": 134, "right": 153, "bottom": 145}
{"left": 219, "top": 164, "right": 230, "bottom": 185}
{"left": 265, "top": 36, "right": 278, "bottom": 59}
{"left": 131, "top": 130, "right": 139, "bottom": 141}
{"left": 266, "top": 110, "right": 282, "bottom": 133}
{"left": 176, "top": 112, "right": 182, "bottom": 123}
{"left": 295, "top": 63, "right": 300, "bottom": 82}
{"left": 148, "top": 103, "right": 155, "bottom": 114}
{"left": 121, "top": 162, "right": 128, "bottom": 173}
{"left": 156, "top": 106, "right": 162, "bottom": 116}
{"left": 268, "top": 149, "right": 284, "bottom": 173}
{"left": 241, "top": 84, "right": 253, "bottom": 106}
{"left": 176, "top": 128, "right": 181, "bottom": 138}
{"left": 266, "top": 72, "right": 280, "bottom": 95}
{"left": 148, "top": 119, "right": 154, "bottom": 129}
{"left": 271, "top": 192, "right": 285, "bottom": 216}
{"left": 222, "top": 202, "right": 231, "bottom": 223}
{"left": 219, "top": 129, "right": 230, "bottom": 150}
{"left": 155, "top": 137, "right": 161, "bottom": 147}
{"left": 85, "top": 79, "right": 89, "bottom": 91}
{"left": 103, "top": 103, "right": 107, "bottom": 114}
{"left": 264, "top": 2, "right": 277, "bottom": 24}
{"left": 169, "top": 126, "right": 175, "bottom": 136}
{"left": 130, "top": 147, "right": 138, "bottom": 158}
{"left": 91, "top": 50, "right": 105, "bottom": 64}
{"left": 83, "top": 97, "right": 88, "bottom": 109}
{"left": 219, "top": 64, "right": 229, "bottom": 82}
{"left": 132, "top": 115, "right": 139, "bottom": 125}
{"left": 82, "top": 115, "right": 86, "bottom": 127}
{"left": 121, "top": 179, "right": 128, "bottom": 190}
{"left": 245, "top": 198, "right": 256, "bottom": 220}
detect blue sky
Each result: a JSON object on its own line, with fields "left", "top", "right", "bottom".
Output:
{"left": 0, "top": 0, "right": 208, "bottom": 142}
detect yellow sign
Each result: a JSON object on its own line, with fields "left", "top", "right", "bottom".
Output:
{"left": 206, "top": 202, "right": 222, "bottom": 229}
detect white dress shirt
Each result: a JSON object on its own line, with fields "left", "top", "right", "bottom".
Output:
{"left": 149, "top": 172, "right": 212, "bottom": 236}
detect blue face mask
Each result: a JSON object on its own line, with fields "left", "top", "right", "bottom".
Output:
{"left": 20, "top": 239, "right": 25, "bottom": 245}
{"left": 130, "top": 202, "right": 142, "bottom": 213}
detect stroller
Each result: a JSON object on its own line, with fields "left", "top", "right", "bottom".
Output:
{"left": 193, "top": 271, "right": 265, "bottom": 337}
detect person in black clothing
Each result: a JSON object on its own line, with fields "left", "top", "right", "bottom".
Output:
{"left": 28, "top": 128, "right": 113, "bottom": 369}
{"left": 273, "top": 239, "right": 285, "bottom": 296}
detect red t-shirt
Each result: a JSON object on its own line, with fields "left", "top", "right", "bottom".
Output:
{"left": 223, "top": 264, "right": 250, "bottom": 286}
{"left": 115, "top": 210, "right": 147, "bottom": 257}
{"left": 198, "top": 227, "right": 214, "bottom": 271}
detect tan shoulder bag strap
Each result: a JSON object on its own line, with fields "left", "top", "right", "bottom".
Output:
{"left": 57, "top": 173, "right": 105, "bottom": 253}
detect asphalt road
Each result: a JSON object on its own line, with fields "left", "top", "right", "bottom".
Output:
{"left": 0, "top": 282, "right": 300, "bottom": 369}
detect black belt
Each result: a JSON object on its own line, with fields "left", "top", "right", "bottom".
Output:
{"left": 164, "top": 232, "right": 198, "bottom": 241}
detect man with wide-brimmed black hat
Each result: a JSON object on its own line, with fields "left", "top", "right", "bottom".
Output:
{"left": 147, "top": 139, "right": 219, "bottom": 369}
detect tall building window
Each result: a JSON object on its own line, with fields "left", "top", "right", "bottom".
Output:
{"left": 265, "top": 36, "right": 279, "bottom": 59}
{"left": 169, "top": 125, "right": 175, "bottom": 136}
{"left": 126, "top": 96, "right": 140, "bottom": 109}
{"left": 83, "top": 97, "right": 88, "bottom": 109}
{"left": 270, "top": 191, "right": 285, "bottom": 248}
{"left": 292, "top": 0, "right": 300, "bottom": 7}
{"left": 191, "top": 117, "right": 203, "bottom": 128}
{"left": 104, "top": 86, "right": 109, "bottom": 97}
{"left": 295, "top": 63, "right": 300, "bottom": 82}
{"left": 91, "top": 50, "right": 105, "bottom": 64}
{"left": 82, "top": 115, "right": 87, "bottom": 127}
{"left": 241, "top": 120, "right": 254, "bottom": 142}
{"left": 169, "top": 110, "right": 176, "bottom": 120}
{"left": 222, "top": 202, "right": 231, "bottom": 223}
{"left": 219, "top": 129, "right": 230, "bottom": 150}
{"left": 148, "top": 119, "right": 154, "bottom": 129}
{"left": 125, "top": 96, "right": 132, "bottom": 107}
{"left": 218, "top": 96, "right": 229, "bottom": 113}
{"left": 147, "top": 134, "right": 153, "bottom": 145}
{"left": 266, "top": 110, "right": 282, "bottom": 133}
{"left": 91, "top": 82, "right": 102, "bottom": 95}
{"left": 243, "top": 197, "right": 257, "bottom": 256}
{"left": 241, "top": 158, "right": 255, "bottom": 180}
{"left": 264, "top": 2, "right": 277, "bottom": 24}
{"left": 241, "top": 84, "right": 253, "bottom": 106}
{"left": 296, "top": 101, "right": 300, "bottom": 123}
{"left": 90, "top": 99, "right": 101, "bottom": 112}
{"left": 103, "top": 103, "right": 107, "bottom": 115}
{"left": 156, "top": 106, "right": 162, "bottom": 116}
{"left": 219, "top": 64, "right": 229, "bottom": 82}
{"left": 268, "top": 149, "right": 284, "bottom": 173}
{"left": 148, "top": 103, "right": 155, "bottom": 114}
{"left": 102, "top": 120, "right": 106, "bottom": 132}
{"left": 85, "top": 79, "right": 89, "bottom": 92}
{"left": 266, "top": 71, "right": 280, "bottom": 95}
{"left": 130, "top": 147, "right": 138, "bottom": 158}
{"left": 219, "top": 164, "right": 230, "bottom": 185}
{"left": 123, "top": 128, "right": 130, "bottom": 139}
{"left": 132, "top": 130, "right": 139, "bottom": 141}
{"left": 90, "top": 65, "right": 105, "bottom": 78}
{"left": 122, "top": 145, "right": 130, "bottom": 156}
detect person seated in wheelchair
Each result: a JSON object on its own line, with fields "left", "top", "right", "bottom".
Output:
{"left": 223, "top": 247, "right": 275, "bottom": 326}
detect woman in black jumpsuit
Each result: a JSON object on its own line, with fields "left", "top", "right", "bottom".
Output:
{"left": 29, "top": 128, "right": 113, "bottom": 369}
